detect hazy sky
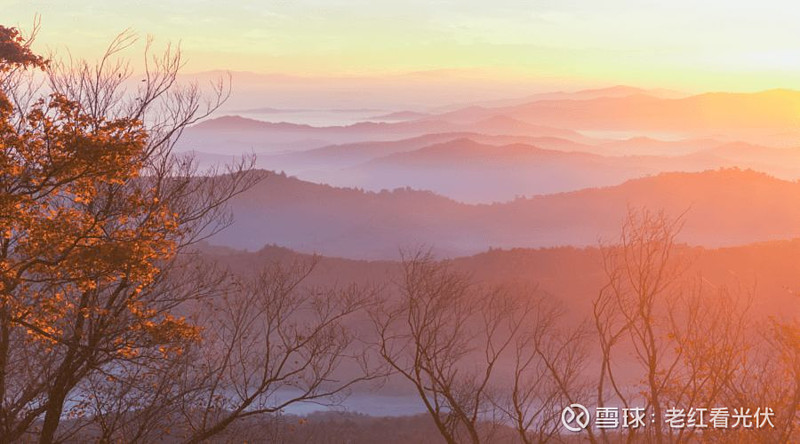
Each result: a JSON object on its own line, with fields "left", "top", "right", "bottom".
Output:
{"left": 5, "top": 0, "right": 800, "bottom": 92}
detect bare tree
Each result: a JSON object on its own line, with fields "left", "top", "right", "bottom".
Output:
{"left": 178, "top": 257, "right": 379, "bottom": 443}
{"left": 497, "top": 296, "right": 592, "bottom": 444}
{"left": 592, "top": 208, "right": 752, "bottom": 444}
{"left": 371, "top": 251, "right": 532, "bottom": 444}
{"left": 709, "top": 319, "right": 800, "bottom": 443}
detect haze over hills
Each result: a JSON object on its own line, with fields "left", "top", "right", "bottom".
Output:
{"left": 260, "top": 132, "right": 599, "bottom": 169}
{"left": 338, "top": 138, "right": 671, "bottom": 202}
{"left": 441, "top": 89, "right": 800, "bottom": 146}
{"left": 181, "top": 85, "right": 800, "bottom": 253}
{"left": 176, "top": 86, "right": 800, "bottom": 205}
{"left": 177, "top": 113, "right": 587, "bottom": 154}
{"left": 233, "top": 135, "right": 800, "bottom": 203}
{"left": 182, "top": 88, "right": 800, "bottom": 156}
{"left": 209, "top": 168, "right": 800, "bottom": 259}
{"left": 366, "top": 110, "right": 432, "bottom": 121}
{"left": 340, "top": 139, "right": 800, "bottom": 202}
{"left": 597, "top": 136, "right": 724, "bottom": 156}
{"left": 199, "top": 238, "right": 800, "bottom": 319}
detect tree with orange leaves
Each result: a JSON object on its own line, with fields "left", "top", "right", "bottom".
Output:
{"left": 0, "top": 24, "right": 256, "bottom": 443}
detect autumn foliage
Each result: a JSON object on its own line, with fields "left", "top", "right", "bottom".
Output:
{"left": 0, "top": 25, "right": 241, "bottom": 443}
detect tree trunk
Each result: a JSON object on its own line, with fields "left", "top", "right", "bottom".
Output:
{"left": 38, "top": 382, "right": 69, "bottom": 444}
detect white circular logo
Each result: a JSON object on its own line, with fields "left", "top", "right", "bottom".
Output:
{"left": 561, "top": 403, "right": 591, "bottom": 432}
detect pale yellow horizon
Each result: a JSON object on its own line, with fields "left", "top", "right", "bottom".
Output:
{"left": 5, "top": 0, "right": 800, "bottom": 95}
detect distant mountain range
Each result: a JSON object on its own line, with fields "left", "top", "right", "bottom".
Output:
{"left": 177, "top": 87, "right": 800, "bottom": 203}
{"left": 232, "top": 135, "right": 800, "bottom": 203}
{"left": 182, "top": 88, "right": 800, "bottom": 155}
{"left": 210, "top": 168, "right": 800, "bottom": 259}
{"left": 177, "top": 114, "right": 587, "bottom": 154}
{"left": 426, "top": 89, "right": 800, "bottom": 145}
{"left": 180, "top": 87, "right": 800, "bottom": 255}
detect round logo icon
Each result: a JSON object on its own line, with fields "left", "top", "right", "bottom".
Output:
{"left": 561, "top": 403, "right": 591, "bottom": 432}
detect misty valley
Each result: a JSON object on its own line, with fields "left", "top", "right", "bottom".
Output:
{"left": 155, "top": 85, "right": 800, "bottom": 442}
{"left": 4, "top": 9, "right": 800, "bottom": 443}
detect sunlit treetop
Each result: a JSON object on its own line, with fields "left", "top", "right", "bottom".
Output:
{"left": 0, "top": 25, "right": 45, "bottom": 71}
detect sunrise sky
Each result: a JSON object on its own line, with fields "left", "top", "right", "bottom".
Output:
{"left": 5, "top": 0, "right": 800, "bottom": 93}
